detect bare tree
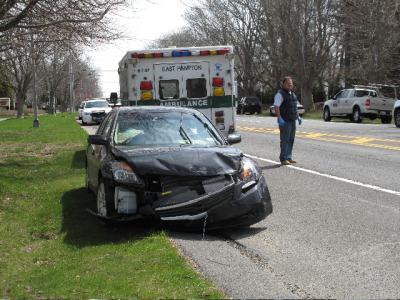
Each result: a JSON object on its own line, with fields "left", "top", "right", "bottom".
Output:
{"left": 1, "top": 0, "right": 129, "bottom": 117}
{"left": 338, "top": 0, "right": 400, "bottom": 85}
{"left": 148, "top": 29, "right": 201, "bottom": 48}
{"left": 261, "top": 0, "right": 341, "bottom": 111}
{"left": 183, "top": 0, "right": 267, "bottom": 96}
{"left": 0, "top": 0, "right": 125, "bottom": 33}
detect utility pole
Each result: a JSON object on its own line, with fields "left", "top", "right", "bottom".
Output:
{"left": 69, "top": 55, "right": 74, "bottom": 112}
{"left": 31, "top": 32, "right": 39, "bottom": 128}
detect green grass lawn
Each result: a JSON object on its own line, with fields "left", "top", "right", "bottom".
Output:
{"left": 0, "top": 114, "right": 223, "bottom": 299}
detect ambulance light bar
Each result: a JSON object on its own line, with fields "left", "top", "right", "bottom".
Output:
{"left": 130, "top": 48, "right": 231, "bottom": 59}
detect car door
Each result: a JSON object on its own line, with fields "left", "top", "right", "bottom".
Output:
{"left": 337, "top": 89, "right": 351, "bottom": 114}
{"left": 87, "top": 112, "right": 114, "bottom": 189}
{"left": 331, "top": 90, "right": 344, "bottom": 114}
{"left": 344, "top": 89, "right": 356, "bottom": 113}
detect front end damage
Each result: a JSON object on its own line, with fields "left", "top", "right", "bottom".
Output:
{"left": 95, "top": 147, "right": 272, "bottom": 228}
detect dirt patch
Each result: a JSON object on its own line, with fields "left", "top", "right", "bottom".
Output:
{"left": 0, "top": 143, "right": 83, "bottom": 162}
{"left": 0, "top": 196, "right": 12, "bottom": 209}
{"left": 32, "top": 231, "right": 58, "bottom": 241}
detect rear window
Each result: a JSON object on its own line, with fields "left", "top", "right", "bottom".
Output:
{"left": 159, "top": 80, "right": 179, "bottom": 100}
{"left": 187, "top": 78, "right": 207, "bottom": 99}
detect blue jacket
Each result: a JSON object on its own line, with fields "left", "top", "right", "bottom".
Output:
{"left": 278, "top": 89, "right": 298, "bottom": 121}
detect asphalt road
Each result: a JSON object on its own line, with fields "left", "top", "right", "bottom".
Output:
{"left": 81, "top": 117, "right": 400, "bottom": 298}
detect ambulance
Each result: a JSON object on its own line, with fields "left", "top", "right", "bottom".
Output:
{"left": 118, "top": 46, "right": 237, "bottom": 135}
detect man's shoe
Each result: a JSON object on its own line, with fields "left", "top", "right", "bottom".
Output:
{"left": 281, "top": 160, "right": 291, "bottom": 165}
{"left": 288, "top": 159, "right": 297, "bottom": 164}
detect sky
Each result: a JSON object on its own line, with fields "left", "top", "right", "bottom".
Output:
{"left": 86, "top": 0, "right": 189, "bottom": 98}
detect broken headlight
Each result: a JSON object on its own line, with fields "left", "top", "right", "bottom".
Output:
{"left": 111, "top": 161, "right": 143, "bottom": 185}
{"left": 240, "top": 157, "right": 261, "bottom": 191}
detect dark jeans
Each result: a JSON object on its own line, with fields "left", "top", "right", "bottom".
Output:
{"left": 279, "top": 120, "right": 296, "bottom": 161}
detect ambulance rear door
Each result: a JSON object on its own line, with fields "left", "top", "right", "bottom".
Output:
{"left": 154, "top": 63, "right": 182, "bottom": 101}
{"left": 180, "top": 61, "right": 211, "bottom": 120}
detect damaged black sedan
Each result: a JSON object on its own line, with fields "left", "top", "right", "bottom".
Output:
{"left": 86, "top": 106, "right": 272, "bottom": 228}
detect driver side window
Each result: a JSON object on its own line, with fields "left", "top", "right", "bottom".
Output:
{"left": 335, "top": 91, "right": 343, "bottom": 99}
{"left": 96, "top": 113, "right": 113, "bottom": 136}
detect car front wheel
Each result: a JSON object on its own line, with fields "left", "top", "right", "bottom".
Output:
{"left": 323, "top": 107, "right": 331, "bottom": 121}
{"left": 96, "top": 178, "right": 115, "bottom": 217}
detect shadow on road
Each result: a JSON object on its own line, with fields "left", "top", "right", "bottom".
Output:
{"left": 60, "top": 187, "right": 159, "bottom": 248}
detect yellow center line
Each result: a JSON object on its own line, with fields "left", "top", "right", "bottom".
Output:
{"left": 237, "top": 126, "right": 400, "bottom": 151}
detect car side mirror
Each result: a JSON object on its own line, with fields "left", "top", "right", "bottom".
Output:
{"left": 88, "top": 135, "right": 109, "bottom": 145}
{"left": 227, "top": 134, "right": 241, "bottom": 145}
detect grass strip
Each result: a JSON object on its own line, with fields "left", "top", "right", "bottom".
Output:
{"left": 0, "top": 114, "right": 223, "bottom": 299}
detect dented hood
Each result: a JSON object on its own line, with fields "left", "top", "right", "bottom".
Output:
{"left": 111, "top": 146, "right": 242, "bottom": 176}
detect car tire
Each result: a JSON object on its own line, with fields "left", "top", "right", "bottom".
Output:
{"left": 380, "top": 115, "right": 392, "bottom": 124}
{"left": 85, "top": 164, "right": 93, "bottom": 194}
{"left": 82, "top": 120, "right": 86, "bottom": 126}
{"left": 323, "top": 107, "right": 331, "bottom": 121}
{"left": 394, "top": 109, "right": 400, "bottom": 128}
{"left": 96, "top": 178, "right": 116, "bottom": 217}
{"left": 351, "top": 107, "right": 362, "bottom": 123}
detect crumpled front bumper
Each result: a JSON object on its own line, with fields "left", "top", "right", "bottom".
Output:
{"left": 154, "top": 175, "right": 272, "bottom": 229}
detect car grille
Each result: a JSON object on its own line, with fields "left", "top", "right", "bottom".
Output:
{"left": 160, "top": 176, "right": 207, "bottom": 191}
{"left": 154, "top": 180, "right": 235, "bottom": 218}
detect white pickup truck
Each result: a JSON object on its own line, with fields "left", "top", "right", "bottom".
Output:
{"left": 323, "top": 85, "right": 397, "bottom": 123}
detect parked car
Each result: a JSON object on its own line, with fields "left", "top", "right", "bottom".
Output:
{"left": 323, "top": 86, "right": 396, "bottom": 123}
{"left": 78, "top": 101, "right": 87, "bottom": 120}
{"left": 269, "top": 101, "right": 305, "bottom": 117}
{"left": 86, "top": 106, "right": 272, "bottom": 229}
{"left": 81, "top": 99, "right": 112, "bottom": 125}
{"left": 393, "top": 99, "right": 400, "bottom": 128}
{"left": 237, "top": 96, "right": 262, "bottom": 114}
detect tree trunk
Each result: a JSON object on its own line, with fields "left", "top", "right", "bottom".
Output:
{"left": 16, "top": 92, "right": 25, "bottom": 118}
{"left": 300, "top": 81, "right": 314, "bottom": 112}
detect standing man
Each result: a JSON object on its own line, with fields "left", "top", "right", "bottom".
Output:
{"left": 274, "top": 76, "right": 302, "bottom": 165}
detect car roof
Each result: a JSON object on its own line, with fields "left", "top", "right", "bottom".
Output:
{"left": 116, "top": 106, "right": 202, "bottom": 114}
{"left": 354, "top": 89, "right": 375, "bottom": 92}
{"left": 86, "top": 99, "right": 108, "bottom": 102}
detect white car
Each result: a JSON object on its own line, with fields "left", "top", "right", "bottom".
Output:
{"left": 269, "top": 101, "right": 305, "bottom": 116}
{"left": 393, "top": 99, "right": 400, "bottom": 128}
{"left": 81, "top": 100, "right": 112, "bottom": 125}
{"left": 78, "top": 101, "right": 87, "bottom": 120}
